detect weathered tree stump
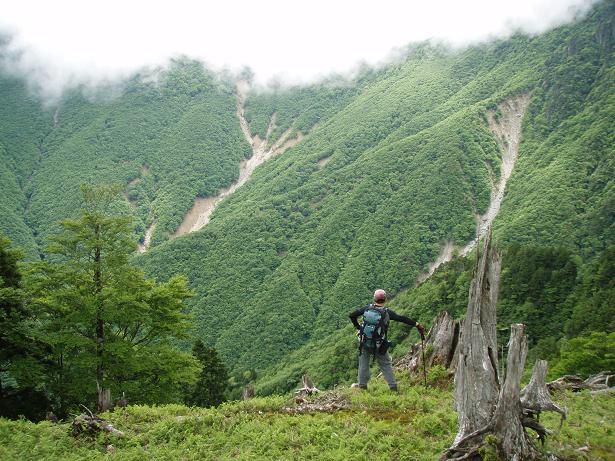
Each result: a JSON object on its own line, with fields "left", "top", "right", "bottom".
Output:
{"left": 442, "top": 230, "right": 549, "bottom": 460}
{"left": 453, "top": 230, "right": 501, "bottom": 445}
{"left": 491, "top": 324, "right": 540, "bottom": 459}
{"left": 396, "top": 311, "right": 461, "bottom": 374}
{"left": 521, "top": 360, "right": 566, "bottom": 424}
{"left": 115, "top": 392, "right": 128, "bottom": 409}
{"left": 97, "top": 386, "right": 113, "bottom": 413}
{"left": 242, "top": 384, "right": 255, "bottom": 400}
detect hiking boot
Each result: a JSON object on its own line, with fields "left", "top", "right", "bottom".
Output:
{"left": 351, "top": 383, "right": 367, "bottom": 390}
{"left": 389, "top": 386, "right": 398, "bottom": 393}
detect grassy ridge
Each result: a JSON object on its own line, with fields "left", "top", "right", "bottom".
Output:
{"left": 1, "top": 374, "right": 613, "bottom": 460}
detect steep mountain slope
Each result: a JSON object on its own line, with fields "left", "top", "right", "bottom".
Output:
{"left": 0, "top": 76, "right": 49, "bottom": 258}
{"left": 0, "top": 58, "right": 256, "bottom": 254}
{"left": 0, "top": 1, "right": 613, "bottom": 393}
{"left": 139, "top": 1, "right": 614, "bottom": 383}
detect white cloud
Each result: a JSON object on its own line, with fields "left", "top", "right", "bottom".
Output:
{"left": 0, "top": 0, "right": 598, "bottom": 99}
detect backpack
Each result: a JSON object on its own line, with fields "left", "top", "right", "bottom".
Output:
{"left": 360, "top": 305, "right": 390, "bottom": 354}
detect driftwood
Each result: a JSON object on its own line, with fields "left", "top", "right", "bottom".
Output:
{"left": 521, "top": 360, "right": 566, "bottom": 424}
{"left": 442, "top": 231, "right": 549, "bottom": 460}
{"left": 71, "top": 405, "right": 124, "bottom": 438}
{"left": 295, "top": 374, "right": 321, "bottom": 397}
{"left": 547, "top": 372, "right": 614, "bottom": 393}
{"left": 396, "top": 311, "right": 461, "bottom": 374}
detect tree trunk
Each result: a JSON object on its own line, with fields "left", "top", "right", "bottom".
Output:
{"left": 97, "top": 386, "right": 113, "bottom": 413}
{"left": 395, "top": 311, "right": 460, "bottom": 373}
{"left": 242, "top": 384, "right": 254, "bottom": 400}
{"left": 453, "top": 230, "right": 501, "bottom": 444}
{"left": 521, "top": 360, "right": 566, "bottom": 420}
{"left": 93, "top": 223, "right": 109, "bottom": 412}
{"left": 443, "top": 231, "right": 549, "bottom": 460}
{"left": 491, "top": 324, "right": 538, "bottom": 459}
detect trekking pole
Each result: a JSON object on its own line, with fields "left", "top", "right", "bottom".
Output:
{"left": 421, "top": 335, "right": 427, "bottom": 387}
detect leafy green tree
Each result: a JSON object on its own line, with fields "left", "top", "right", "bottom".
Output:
{"left": 0, "top": 235, "right": 48, "bottom": 419}
{"left": 185, "top": 340, "right": 229, "bottom": 407}
{"left": 26, "top": 185, "right": 200, "bottom": 414}
{"left": 550, "top": 332, "right": 615, "bottom": 379}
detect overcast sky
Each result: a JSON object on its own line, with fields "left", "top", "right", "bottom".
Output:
{"left": 0, "top": 0, "right": 597, "bottom": 98}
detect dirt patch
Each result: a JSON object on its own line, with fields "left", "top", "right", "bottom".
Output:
{"left": 138, "top": 223, "right": 155, "bottom": 253}
{"left": 171, "top": 81, "right": 306, "bottom": 240}
{"left": 172, "top": 196, "right": 221, "bottom": 236}
{"left": 460, "top": 94, "right": 530, "bottom": 257}
{"left": 416, "top": 240, "right": 455, "bottom": 284}
{"left": 317, "top": 155, "right": 332, "bottom": 168}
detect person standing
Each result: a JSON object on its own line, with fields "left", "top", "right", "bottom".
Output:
{"left": 349, "top": 289, "right": 425, "bottom": 391}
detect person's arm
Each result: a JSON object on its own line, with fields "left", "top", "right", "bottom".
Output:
{"left": 349, "top": 305, "right": 367, "bottom": 330}
{"left": 388, "top": 308, "right": 425, "bottom": 337}
{"left": 387, "top": 309, "right": 417, "bottom": 327}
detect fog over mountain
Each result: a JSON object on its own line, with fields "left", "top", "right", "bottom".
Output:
{"left": 1, "top": 0, "right": 598, "bottom": 99}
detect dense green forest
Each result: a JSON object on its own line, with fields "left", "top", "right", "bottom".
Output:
{"left": 0, "top": 0, "right": 613, "bottom": 413}
{"left": 140, "top": 0, "right": 615, "bottom": 389}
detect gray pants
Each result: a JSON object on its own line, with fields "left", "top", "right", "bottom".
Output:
{"left": 358, "top": 348, "right": 397, "bottom": 389}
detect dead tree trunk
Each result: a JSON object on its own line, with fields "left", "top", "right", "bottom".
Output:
{"left": 491, "top": 324, "right": 539, "bottom": 459}
{"left": 242, "top": 384, "right": 254, "bottom": 400}
{"left": 453, "top": 230, "right": 501, "bottom": 444}
{"left": 395, "top": 311, "right": 460, "bottom": 373}
{"left": 521, "top": 360, "right": 566, "bottom": 422}
{"left": 443, "top": 231, "right": 549, "bottom": 460}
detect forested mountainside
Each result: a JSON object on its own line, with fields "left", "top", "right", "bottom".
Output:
{"left": 1, "top": 0, "right": 613, "bottom": 396}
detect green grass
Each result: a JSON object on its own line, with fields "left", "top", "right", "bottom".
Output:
{"left": 1, "top": 373, "right": 612, "bottom": 460}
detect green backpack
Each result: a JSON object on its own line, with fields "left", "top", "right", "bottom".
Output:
{"left": 360, "top": 305, "right": 390, "bottom": 354}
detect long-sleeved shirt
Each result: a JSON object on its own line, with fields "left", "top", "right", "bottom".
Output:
{"left": 349, "top": 304, "right": 417, "bottom": 330}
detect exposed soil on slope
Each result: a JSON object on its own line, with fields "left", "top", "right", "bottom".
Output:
{"left": 137, "top": 222, "right": 155, "bottom": 253}
{"left": 171, "top": 81, "right": 305, "bottom": 239}
{"left": 415, "top": 94, "right": 530, "bottom": 283}
{"left": 460, "top": 94, "right": 530, "bottom": 257}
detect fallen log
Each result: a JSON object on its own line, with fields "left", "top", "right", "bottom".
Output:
{"left": 71, "top": 406, "right": 124, "bottom": 438}
{"left": 547, "top": 372, "right": 614, "bottom": 393}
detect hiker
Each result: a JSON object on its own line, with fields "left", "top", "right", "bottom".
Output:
{"left": 349, "top": 289, "right": 425, "bottom": 391}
